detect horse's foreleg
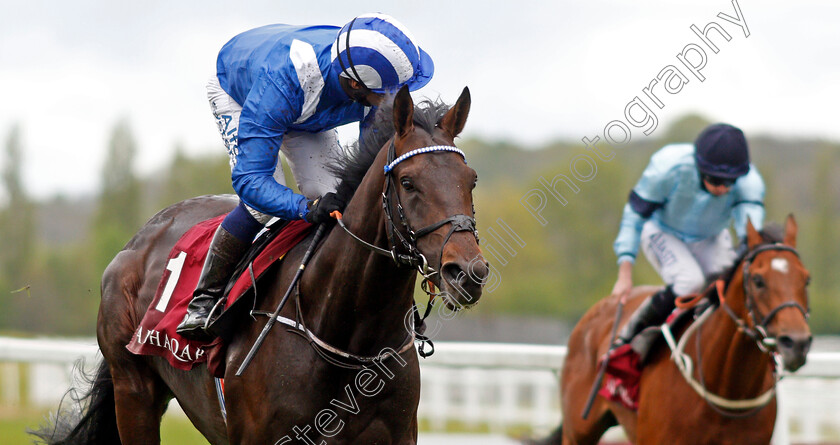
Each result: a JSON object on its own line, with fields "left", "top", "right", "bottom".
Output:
{"left": 564, "top": 412, "right": 615, "bottom": 445}
{"left": 559, "top": 378, "right": 618, "bottom": 445}
{"left": 608, "top": 403, "right": 638, "bottom": 443}
{"left": 110, "top": 361, "right": 169, "bottom": 445}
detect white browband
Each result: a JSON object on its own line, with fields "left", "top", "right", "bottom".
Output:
{"left": 384, "top": 145, "right": 466, "bottom": 174}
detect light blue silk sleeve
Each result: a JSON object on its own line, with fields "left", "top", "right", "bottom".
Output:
{"left": 732, "top": 166, "right": 765, "bottom": 240}
{"left": 613, "top": 153, "right": 677, "bottom": 263}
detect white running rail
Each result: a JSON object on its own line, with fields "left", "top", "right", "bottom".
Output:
{"left": 1, "top": 338, "right": 839, "bottom": 444}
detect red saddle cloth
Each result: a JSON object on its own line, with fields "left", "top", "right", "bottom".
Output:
{"left": 597, "top": 309, "right": 690, "bottom": 410}
{"left": 126, "top": 214, "right": 313, "bottom": 371}
{"left": 598, "top": 343, "right": 641, "bottom": 410}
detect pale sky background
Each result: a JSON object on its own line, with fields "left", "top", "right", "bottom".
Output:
{"left": 1, "top": 0, "right": 838, "bottom": 199}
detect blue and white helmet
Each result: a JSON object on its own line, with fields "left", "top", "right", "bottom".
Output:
{"left": 331, "top": 13, "right": 434, "bottom": 93}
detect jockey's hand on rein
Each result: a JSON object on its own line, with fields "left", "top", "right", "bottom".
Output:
{"left": 305, "top": 192, "right": 344, "bottom": 225}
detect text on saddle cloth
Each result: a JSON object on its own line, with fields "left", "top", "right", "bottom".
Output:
{"left": 126, "top": 214, "right": 313, "bottom": 371}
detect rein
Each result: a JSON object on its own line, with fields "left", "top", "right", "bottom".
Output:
{"left": 282, "top": 141, "right": 475, "bottom": 363}
{"left": 661, "top": 305, "right": 782, "bottom": 413}
{"left": 244, "top": 268, "right": 416, "bottom": 370}
{"left": 250, "top": 281, "right": 415, "bottom": 370}
{"left": 332, "top": 140, "right": 478, "bottom": 357}
{"left": 333, "top": 141, "right": 476, "bottom": 274}
{"left": 662, "top": 242, "right": 808, "bottom": 414}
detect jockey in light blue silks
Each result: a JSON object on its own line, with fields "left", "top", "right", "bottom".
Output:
{"left": 177, "top": 13, "right": 435, "bottom": 340}
{"left": 611, "top": 123, "right": 766, "bottom": 344}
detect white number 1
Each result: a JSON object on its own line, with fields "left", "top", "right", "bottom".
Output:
{"left": 155, "top": 251, "right": 187, "bottom": 312}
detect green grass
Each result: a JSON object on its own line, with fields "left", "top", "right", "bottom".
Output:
{"left": 1, "top": 409, "right": 210, "bottom": 444}
{"left": 1, "top": 415, "right": 40, "bottom": 445}
{"left": 160, "top": 415, "right": 211, "bottom": 445}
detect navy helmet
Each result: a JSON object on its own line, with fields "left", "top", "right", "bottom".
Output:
{"left": 694, "top": 123, "right": 750, "bottom": 179}
{"left": 331, "top": 13, "right": 434, "bottom": 93}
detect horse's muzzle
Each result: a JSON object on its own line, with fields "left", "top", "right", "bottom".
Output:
{"left": 440, "top": 257, "right": 490, "bottom": 309}
{"left": 776, "top": 332, "right": 812, "bottom": 371}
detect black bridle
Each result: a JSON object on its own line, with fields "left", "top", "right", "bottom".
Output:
{"left": 719, "top": 243, "right": 809, "bottom": 350}
{"left": 335, "top": 139, "right": 478, "bottom": 275}
{"left": 382, "top": 139, "right": 478, "bottom": 275}
{"left": 667, "top": 242, "right": 811, "bottom": 417}
{"left": 332, "top": 138, "right": 479, "bottom": 357}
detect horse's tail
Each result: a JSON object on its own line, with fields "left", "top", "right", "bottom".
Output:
{"left": 29, "top": 359, "right": 121, "bottom": 445}
{"left": 521, "top": 423, "right": 563, "bottom": 445}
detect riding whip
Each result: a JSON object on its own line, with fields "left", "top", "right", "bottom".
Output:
{"left": 582, "top": 296, "right": 625, "bottom": 420}
{"left": 236, "top": 222, "right": 327, "bottom": 376}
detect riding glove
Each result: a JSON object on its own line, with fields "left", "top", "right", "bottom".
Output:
{"left": 305, "top": 192, "right": 345, "bottom": 224}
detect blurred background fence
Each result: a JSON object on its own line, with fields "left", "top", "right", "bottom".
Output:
{"left": 2, "top": 337, "right": 838, "bottom": 444}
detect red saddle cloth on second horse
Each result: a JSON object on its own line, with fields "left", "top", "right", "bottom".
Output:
{"left": 126, "top": 214, "right": 313, "bottom": 373}
{"left": 597, "top": 308, "right": 693, "bottom": 410}
{"left": 598, "top": 343, "right": 642, "bottom": 410}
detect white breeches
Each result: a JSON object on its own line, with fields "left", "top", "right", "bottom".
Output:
{"left": 206, "top": 75, "right": 342, "bottom": 223}
{"left": 640, "top": 220, "right": 736, "bottom": 296}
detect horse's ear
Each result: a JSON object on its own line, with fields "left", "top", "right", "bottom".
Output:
{"left": 784, "top": 213, "right": 798, "bottom": 248}
{"left": 746, "top": 217, "right": 762, "bottom": 248}
{"left": 439, "top": 87, "right": 471, "bottom": 139}
{"left": 393, "top": 85, "right": 414, "bottom": 138}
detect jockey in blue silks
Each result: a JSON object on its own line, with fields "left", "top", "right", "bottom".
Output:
{"left": 177, "top": 13, "right": 435, "bottom": 340}
{"left": 611, "top": 123, "right": 765, "bottom": 344}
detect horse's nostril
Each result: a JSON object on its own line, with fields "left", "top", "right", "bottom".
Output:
{"left": 441, "top": 263, "right": 465, "bottom": 285}
{"left": 472, "top": 260, "right": 490, "bottom": 281}
{"left": 441, "top": 261, "right": 485, "bottom": 304}
{"left": 778, "top": 336, "right": 795, "bottom": 349}
{"left": 777, "top": 334, "right": 812, "bottom": 353}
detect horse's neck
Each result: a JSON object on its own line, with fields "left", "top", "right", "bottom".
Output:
{"left": 691, "top": 273, "right": 773, "bottom": 398}
{"left": 300, "top": 157, "right": 417, "bottom": 355}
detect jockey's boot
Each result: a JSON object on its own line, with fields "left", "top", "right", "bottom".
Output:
{"left": 176, "top": 225, "right": 250, "bottom": 341}
{"left": 615, "top": 286, "right": 676, "bottom": 346}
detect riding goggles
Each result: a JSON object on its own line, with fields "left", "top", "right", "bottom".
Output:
{"left": 702, "top": 174, "right": 737, "bottom": 187}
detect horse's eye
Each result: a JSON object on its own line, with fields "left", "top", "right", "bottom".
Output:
{"left": 752, "top": 275, "right": 765, "bottom": 289}
{"left": 805, "top": 276, "right": 811, "bottom": 287}
{"left": 400, "top": 177, "right": 415, "bottom": 191}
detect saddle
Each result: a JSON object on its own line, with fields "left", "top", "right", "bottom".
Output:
{"left": 126, "top": 214, "right": 313, "bottom": 375}
{"left": 599, "top": 300, "right": 711, "bottom": 410}
{"left": 631, "top": 302, "right": 709, "bottom": 364}
{"left": 206, "top": 218, "right": 295, "bottom": 339}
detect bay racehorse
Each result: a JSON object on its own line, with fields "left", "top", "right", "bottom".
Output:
{"left": 534, "top": 215, "right": 810, "bottom": 445}
{"left": 33, "top": 86, "right": 488, "bottom": 444}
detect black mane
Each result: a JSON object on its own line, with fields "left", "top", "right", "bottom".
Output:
{"left": 330, "top": 96, "right": 452, "bottom": 201}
